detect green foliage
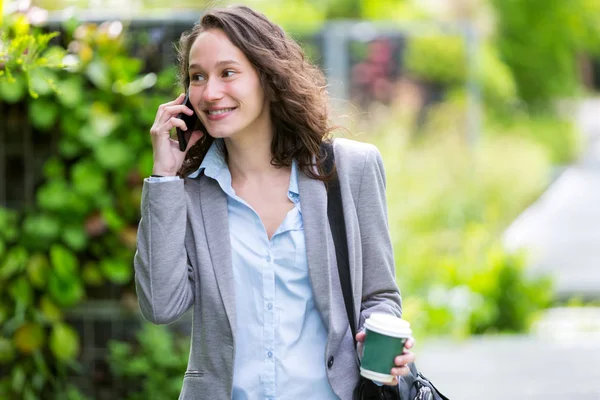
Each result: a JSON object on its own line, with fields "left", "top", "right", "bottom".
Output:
{"left": 108, "top": 324, "right": 190, "bottom": 400}
{"left": 404, "top": 35, "right": 467, "bottom": 85}
{"left": 0, "top": 9, "right": 177, "bottom": 399}
{"left": 490, "top": 0, "right": 600, "bottom": 110}
{"left": 404, "top": 35, "right": 520, "bottom": 113}
{"left": 487, "top": 112, "right": 582, "bottom": 165}
{"left": 368, "top": 123, "right": 555, "bottom": 339}
{"left": 0, "top": 14, "right": 66, "bottom": 99}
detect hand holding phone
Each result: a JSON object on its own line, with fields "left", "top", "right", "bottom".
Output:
{"left": 176, "top": 91, "right": 200, "bottom": 152}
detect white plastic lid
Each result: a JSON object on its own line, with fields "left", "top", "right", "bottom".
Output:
{"left": 364, "top": 313, "right": 412, "bottom": 338}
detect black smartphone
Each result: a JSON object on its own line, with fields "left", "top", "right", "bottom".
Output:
{"left": 176, "top": 91, "right": 199, "bottom": 152}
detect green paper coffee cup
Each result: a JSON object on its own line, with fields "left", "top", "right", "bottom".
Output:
{"left": 360, "top": 313, "right": 412, "bottom": 383}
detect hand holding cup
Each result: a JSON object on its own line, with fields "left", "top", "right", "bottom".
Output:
{"left": 356, "top": 314, "right": 415, "bottom": 386}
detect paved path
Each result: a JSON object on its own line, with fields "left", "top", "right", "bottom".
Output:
{"left": 418, "top": 307, "right": 600, "bottom": 399}
{"left": 503, "top": 98, "right": 600, "bottom": 299}
{"left": 417, "top": 100, "right": 600, "bottom": 399}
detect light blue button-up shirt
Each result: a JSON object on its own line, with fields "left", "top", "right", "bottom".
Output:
{"left": 188, "top": 140, "right": 338, "bottom": 400}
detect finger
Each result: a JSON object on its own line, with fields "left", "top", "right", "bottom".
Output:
{"left": 151, "top": 117, "right": 188, "bottom": 139}
{"left": 404, "top": 337, "right": 415, "bottom": 349}
{"left": 163, "top": 104, "right": 195, "bottom": 118}
{"left": 356, "top": 331, "right": 366, "bottom": 343}
{"left": 156, "top": 105, "right": 194, "bottom": 128}
{"left": 155, "top": 93, "right": 186, "bottom": 123}
{"left": 382, "top": 376, "right": 399, "bottom": 386}
{"left": 391, "top": 364, "right": 411, "bottom": 377}
{"left": 394, "top": 351, "right": 415, "bottom": 366}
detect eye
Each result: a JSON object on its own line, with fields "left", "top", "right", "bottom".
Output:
{"left": 190, "top": 73, "right": 205, "bottom": 82}
{"left": 223, "top": 69, "right": 236, "bottom": 78}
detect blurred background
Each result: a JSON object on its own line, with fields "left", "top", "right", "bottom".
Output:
{"left": 2, "top": 0, "right": 600, "bottom": 398}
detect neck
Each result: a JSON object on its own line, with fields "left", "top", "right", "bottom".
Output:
{"left": 225, "top": 127, "right": 277, "bottom": 182}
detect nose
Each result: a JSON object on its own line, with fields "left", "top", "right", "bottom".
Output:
{"left": 201, "top": 78, "right": 224, "bottom": 102}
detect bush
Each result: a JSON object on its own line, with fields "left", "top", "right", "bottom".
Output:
{"left": 491, "top": 0, "right": 600, "bottom": 110}
{"left": 367, "top": 122, "right": 555, "bottom": 338}
{"left": 0, "top": 10, "right": 178, "bottom": 399}
{"left": 108, "top": 324, "right": 189, "bottom": 400}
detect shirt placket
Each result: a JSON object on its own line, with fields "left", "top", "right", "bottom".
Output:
{"left": 263, "top": 240, "right": 276, "bottom": 399}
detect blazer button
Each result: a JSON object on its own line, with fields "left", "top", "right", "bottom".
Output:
{"left": 327, "top": 356, "right": 334, "bottom": 369}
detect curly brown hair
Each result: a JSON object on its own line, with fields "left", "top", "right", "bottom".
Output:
{"left": 176, "top": 5, "right": 335, "bottom": 180}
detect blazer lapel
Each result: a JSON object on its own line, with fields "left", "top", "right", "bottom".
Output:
{"left": 194, "top": 176, "right": 236, "bottom": 341}
{"left": 298, "top": 171, "right": 333, "bottom": 333}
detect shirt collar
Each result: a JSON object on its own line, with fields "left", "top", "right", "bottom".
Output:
{"left": 188, "top": 139, "right": 300, "bottom": 204}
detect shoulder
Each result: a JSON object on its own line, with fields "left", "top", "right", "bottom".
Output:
{"left": 333, "top": 138, "right": 385, "bottom": 178}
{"left": 332, "top": 138, "right": 386, "bottom": 192}
{"left": 332, "top": 138, "right": 380, "bottom": 164}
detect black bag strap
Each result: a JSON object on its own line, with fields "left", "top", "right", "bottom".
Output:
{"left": 322, "top": 141, "right": 358, "bottom": 345}
{"left": 322, "top": 142, "right": 450, "bottom": 400}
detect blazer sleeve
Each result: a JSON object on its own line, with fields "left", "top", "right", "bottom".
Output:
{"left": 133, "top": 179, "right": 194, "bottom": 325}
{"left": 356, "top": 145, "right": 402, "bottom": 329}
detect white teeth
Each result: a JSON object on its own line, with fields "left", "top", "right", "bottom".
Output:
{"left": 207, "top": 108, "right": 235, "bottom": 115}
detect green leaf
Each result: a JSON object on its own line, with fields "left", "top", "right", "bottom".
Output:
{"left": 62, "top": 225, "right": 87, "bottom": 251}
{"left": 138, "top": 149, "right": 154, "bottom": 178}
{"left": 58, "top": 137, "right": 82, "bottom": 159}
{"left": 26, "top": 253, "right": 50, "bottom": 289}
{"left": 71, "top": 160, "right": 107, "bottom": 197}
{"left": 11, "top": 365, "right": 25, "bottom": 393}
{"left": 9, "top": 277, "right": 34, "bottom": 307}
{"left": 100, "top": 259, "right": 132, "bottom": 284}
{"left": 82, "top": 262, "right": 104, "bottom": 286}
{"left": 0, "top": 74, "right": 26, "bottom": 103}
{"left": 13, "top": 322, "right": 45, "bottom": 354}
{"left": 23, "top": 214, "right": 60, "bottom": 242}
{"left": 0, "top": 246, "right": 28, "bottom": 280}
{"left": 94, "top": 140, "right": 133, "bottom": 170}
{"left": 101, "top": 207, "right": 124, "bottom": 231}
{"left": 49, "top": 323, "right": 80, "bottom": 362}
{"left": 55, "top": 76, "right": 84, "bottom": 108}
{"left": 42, "top": 157, "right": 65, "bottom": 179}
{"left": 29, "top": 98, "right": 60, "bottom": 131}
{"left": 23, "top": 385, "right": 38, "bottom": 400}
{"left": 86, "top": 60, "right": 111, "bottom": 90}
{"left": 36, "top": 180, "right": 71, "bottom": 211}
{"left": 28, "top": 68, "right": 56, "bottom": 97}
{"left": 49, "top": 245, "right": 78, "bottom": 279}
{"left": 0, "top": 209, "right": 19, "bottom": 240}
{"left": 48, "top": 272, "right": 84, "bottom": 307}
{"left": 87, "top": 102, "right": 120, "bottom": 140}
{"left": 0, "top": 337, "right": 16, "bottom": 364}
{"left": 66, "top": 385, "right": 89, "bottom": 400}
{"left": 40, "top": 296, "right": 63, "bottom": 322}
{"left": 0, "top": 304, "right": 8, "bottom": 326}
{"left": 61, "top": 17, "right": 79, "bottom": 38}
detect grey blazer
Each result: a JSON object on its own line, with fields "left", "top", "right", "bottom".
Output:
{"left": 133, "top": 138, "right": 402, "bottom": 400}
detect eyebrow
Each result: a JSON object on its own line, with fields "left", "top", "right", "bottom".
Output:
{"left": 189, "top": 60, "right": 241, "bottom": 71}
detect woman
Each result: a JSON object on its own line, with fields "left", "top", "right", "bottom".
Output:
{"left": 134, "top": 5, "right": 415, "bottom": 400}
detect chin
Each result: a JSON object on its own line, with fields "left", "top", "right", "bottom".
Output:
{"left": 207, "top": 130, "right": 235, "bottom": 139}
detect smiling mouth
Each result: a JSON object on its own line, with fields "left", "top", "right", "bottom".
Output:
{"left": 206, "top": 107, "right": 237, "bottom": 115}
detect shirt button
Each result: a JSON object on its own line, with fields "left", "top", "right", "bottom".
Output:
{"left": 327, "top": 356, "right": 334, "bottom": 369}
{"left": 267, "top": 351, "right": 273, "bottom": 358}
{"left": 266, "top": 255, "right": 271, "bottom": 262}
{"left": 267, "top": 303, "right": 273, "bottom": 310}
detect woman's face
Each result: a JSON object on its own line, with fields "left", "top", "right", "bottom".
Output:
{"left": 187, "top": 29, "right": 270, "bottom": 140}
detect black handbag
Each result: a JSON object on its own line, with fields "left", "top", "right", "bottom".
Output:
{"left": 322, "top": 142, "right": 449, "bottom": 400}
